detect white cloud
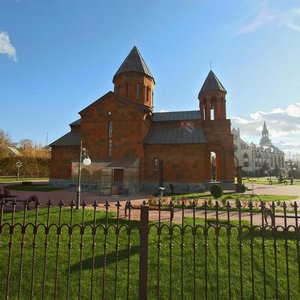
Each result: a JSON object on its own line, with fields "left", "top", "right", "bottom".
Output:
{"left": 236, "top": 9, "right": 276, "bottom": 35}
{"left": 0, "top": 31, "right": 17, "bottom": 61}
{"left": 231, "top": 102, "right": 300, "bottom": 154}
{"left": 235, "top": 1, "right": 300, "bottom": 35}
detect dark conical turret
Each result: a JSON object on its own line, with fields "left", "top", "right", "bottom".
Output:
{"left": 198, "top": 70, "right": 226, "bottom": 97}
{"left": 112, "top": 46, "right": 155, "bottom": 110}
{"left": 113, "top": 46, "right": 154, "bottom": 82}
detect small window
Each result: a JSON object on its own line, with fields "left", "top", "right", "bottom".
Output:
{"left": 136, "top": 83, "right": 140, "bottom": 99}
{"left": 146, "top": 86, "right": 150, "bottom": 102}
{"left": 126, "top": 83, "right": 129, "bottom": 98}
{"left": 154, "top": 157, "right": 159, "bottom": 171}
{"left": 243, "top": 153, "right": 249, "bottom": 167}
{"left": 108, "top": 121, "right": 113, "bottom": 158}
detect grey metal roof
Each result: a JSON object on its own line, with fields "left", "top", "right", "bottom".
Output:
{"left": 199, "top": 70, "right": 227, "bottom": 95}
{"left": 144, "top": 126, "right": 205, "bottom": 144}
{"left": 113, "top": 46, "right": 154, "bottom": 81}
{"left": 70, "top": 119, "right": 81, "bottom": 126}
{"left": 152, "top": 110, "right": 202, "bottom": 122}
{"left": 50, "top": 132, "right": 80, "bottom": 147}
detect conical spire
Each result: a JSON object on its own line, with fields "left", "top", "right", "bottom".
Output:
{"left": 259, "top": 121, "right": 271, "bottom": 145}
{"left": 262, "top": 121, "right": 268, "bottom": 133}
{"left": 113, "top": 46, "right": 154, "bottom": 82}
{"left": 199, "top": 70, "right": 226, "bottom": 96}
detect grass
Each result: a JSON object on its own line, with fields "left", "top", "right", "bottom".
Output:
{"left": 243, "top": 177, "right": 300, "bottom": 185}
{"left": 0, "top": 207, "right": 300, "bottom": 299}
{"left": 0, "top": 177, "right": 49, "bottom": 183}
{"left": 2, "top": 183, "right": 61, "bottom": 192}
{"left": 161, "top": 192, "right": 298, "bottom": 203}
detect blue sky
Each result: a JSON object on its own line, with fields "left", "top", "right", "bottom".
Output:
{"left": 1, "top": 0, "right": 300, "bottom": 153}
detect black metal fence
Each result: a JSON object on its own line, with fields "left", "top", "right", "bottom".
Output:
{"left": 0, "top": 198, "right": 300, "bottom": 299}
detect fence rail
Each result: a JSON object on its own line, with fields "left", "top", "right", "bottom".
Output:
{"left": 0, "top": 198, "right": 300, "bottom": 299}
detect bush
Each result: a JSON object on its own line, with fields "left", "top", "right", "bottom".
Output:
{"left": 239, "top": 184, "right": 247, "bottom": 193}
{"left": 22, "top": 181, "right": 33, "bottom": 186}
{"left": 236, "top": 183, "right": 247, "bottom": 193}
{"left": 210, "top": 184, "right": 223, "bottom": 199}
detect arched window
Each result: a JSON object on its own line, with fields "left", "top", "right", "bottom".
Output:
{"left": 146, "top": 86, "right": 150, "bottom": 102}
{"left": 126, "top": 83, "right": 129, "bottom": 98}
{"left": 154, "top": 157, "right": 159, "bottom": 171}
{"left": 108, "top": 121, "right": 113, "bottom": 158}
{"left": 210, "top": 97, "right": 216, "bottom": 120}
{"left": 152, "top": 91, "right": 154, "bottom": 106}
{"left": 136, "top": 83, "right": 140, "bottom": 99}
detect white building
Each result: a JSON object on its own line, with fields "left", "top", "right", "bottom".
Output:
{"left": 232, "top": 122, "right": 285, "bottom": 176}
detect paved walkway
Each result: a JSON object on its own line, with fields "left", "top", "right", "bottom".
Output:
{"left": 244, "top": 182, "right": 300, "bottom": 200}
{"left": 1, "top": 181, "right": 300, "bottom": 226}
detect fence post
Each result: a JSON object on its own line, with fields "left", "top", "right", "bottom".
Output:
{"left": 139, "top": 204, "right": 149, "bottom": 300}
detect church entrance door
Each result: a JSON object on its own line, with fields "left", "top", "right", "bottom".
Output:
{"left": 112, "top": 169, "right": 124, "bottom": 195}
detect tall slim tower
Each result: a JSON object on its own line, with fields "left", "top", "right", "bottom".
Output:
{"left": 259, "top": 121, "right": 272, "bottom": 146}
{"left": 198, "top": 70, "right": 227, "bottom": 120}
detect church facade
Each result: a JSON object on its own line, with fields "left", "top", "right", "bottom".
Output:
{"left": 50, "top": 47, "right": 235, "bottom": 195}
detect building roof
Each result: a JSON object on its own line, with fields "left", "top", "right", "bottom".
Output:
{"left": 199, "top": 70, "right": 226, "bottom": 95}
{"left": 50, "top": 132, "right": 80, "bottom": 147}
{"left": 113, "top": 46, "right": 154, "bottom": 81}
{"left": 152, "top": 110, "right": 202, "bottom": 122}
{"left": 70, "top": 119, "right": 81, "bottom": 126}
{"left": 144, "top": 126, "right": 205, "bottom": 144}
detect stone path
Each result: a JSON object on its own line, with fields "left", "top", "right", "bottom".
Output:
{"left": 1, "top": 181, "right": 300, "bottom": 227}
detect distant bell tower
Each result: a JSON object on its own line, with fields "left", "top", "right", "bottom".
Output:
{"left": 113, "top": 46, "right": 155, "bottom": 110}
{"left": 259, "top": 121, "right": 272, "bottom": 146}
{"left": 198, "top": 70, "right": 227, "bottom": 120}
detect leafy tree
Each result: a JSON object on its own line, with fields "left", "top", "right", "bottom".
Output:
{"left": 0, "top": 129, "right": 14, "bottom": 158}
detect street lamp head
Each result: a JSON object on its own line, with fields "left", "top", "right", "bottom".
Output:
{"left": 83, "top": 157, "right": 91, "bottom": 166}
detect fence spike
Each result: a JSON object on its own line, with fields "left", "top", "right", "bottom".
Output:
{"left": 104, "top": 200, "right": 110, "bottom": 209}
{"left": 92, "top": 200, "right": 98, "bottom": 208}
{"left": 158, "top": 199, "right": 162, "bottom": 208}
{"left": 47, "top": 199, "right": 53, "bottom": 207}
{"left": 70, "top": 199, "right": 75, "bottom": 208}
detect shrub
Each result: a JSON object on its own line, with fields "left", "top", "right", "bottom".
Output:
{"left": 22, "top": 181, "right": 33, "bottom": 186}
{"left": 210, "top": 184, "right": 223, "bottom": 199}
{"left": 240, "top": 184, "right": 247, "bottom": 193}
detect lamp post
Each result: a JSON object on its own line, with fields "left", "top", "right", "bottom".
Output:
{"left": 76, "top": 141, "right": 91, "bottom": 209}
{"left": 286, "top": 160, "right": 296, "bottom": 185}
{"left": 16, "top": 161, "right": 23, "bottom": 181}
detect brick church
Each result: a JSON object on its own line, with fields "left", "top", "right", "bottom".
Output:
{"left": 50, "top": 46, "right": 235, "bottom": 195}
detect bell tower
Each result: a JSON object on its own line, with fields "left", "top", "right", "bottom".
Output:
{"left": 259, "top": 121, "right": 272, "bottom": 146}
{"left": 198, "top": 70, "right": 227, "bottom": 120}
{"left": 113, "top": 46, "right": 155, "bottom": 110}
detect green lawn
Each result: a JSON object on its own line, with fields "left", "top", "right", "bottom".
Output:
{"left": 243, "top": 177, "right": 300, "bottom": 185}
{"left": 166, "top": 192, "right": 297, "bottom": 203}
{"left": 0, "top": 207, "right": 299, "bottom": 299}
{"left": 0, "top": 177, "right": 49, "bottom": 183}
{"left": 3, "top": 183, "right": 61, "bottom": 192}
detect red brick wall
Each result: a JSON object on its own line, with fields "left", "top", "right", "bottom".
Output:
{"left": 50, "top": 145, "right": 79, "bottom": 179}
{"left": 144, "top": 144, "right": 207, "bottom": 183}
{"left": 80, "top": 93, "right": 148, "bottom": 161}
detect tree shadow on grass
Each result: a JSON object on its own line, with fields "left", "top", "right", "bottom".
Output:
{"left": 70, "top": 245, "right": 140, "bottom": 272}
